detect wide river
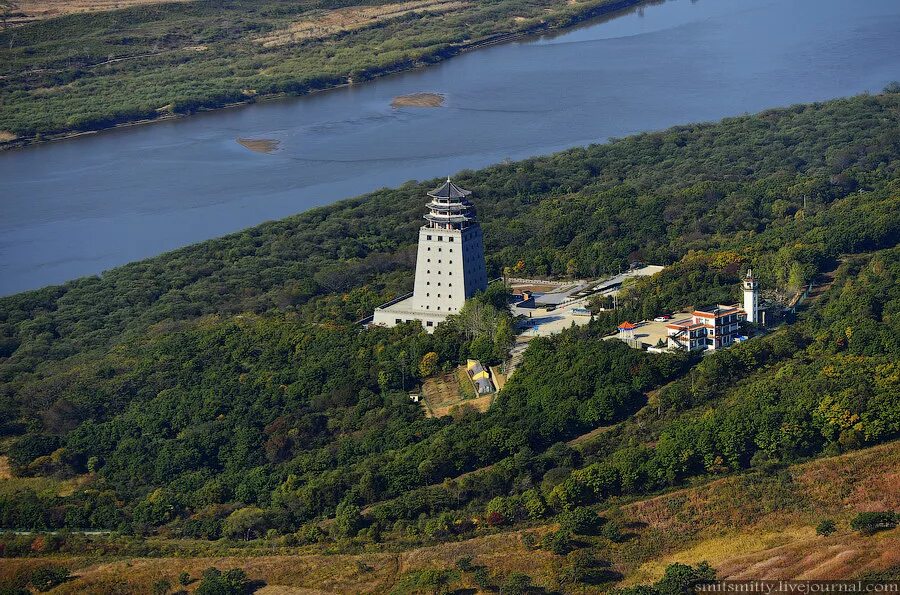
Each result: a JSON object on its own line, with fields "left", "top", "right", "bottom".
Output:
{"left": 2, "top": 0, "right": 899, "bottom": 295}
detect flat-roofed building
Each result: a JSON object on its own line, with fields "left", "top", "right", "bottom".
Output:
{"left": 666, "top": 305, "right": 746, "bottom": 351}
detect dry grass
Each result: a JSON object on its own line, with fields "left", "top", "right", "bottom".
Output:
{"left": 0, "top": 455, "right": 11, "bottom": 480}
{"left": 0, "top": 131, "right": 17, "bottom": 143}
{"left": 8, "top": 442, "right": 900, "bottom": 593}
{"left": 618, "top": 441, "right": 900, "bottom": 583}
{"left": 255, "top": 0, "right": 470, "bottom": 47}
{"left": 9, "top": 0, "right": 194, "bottom": 25}
{"left": 42, "top": 530, "right": 558, "bottom": 593}
{"left": 391, "top": 92, "right": 445, "bottom": 108}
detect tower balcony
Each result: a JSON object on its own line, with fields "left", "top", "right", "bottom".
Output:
{"left": 426, "top": 200, "right": 472, "bottom": 213}
{"left": 424, "top": 212, "right": 471, "bottom": 225}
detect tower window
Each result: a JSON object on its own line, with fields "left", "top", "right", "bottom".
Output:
{"left": 449, "top": 237, "right": 454, "bottom": 242}
{"left": 426, "top": 321, "right": 433, "bottom": 327}
{"left": 427, "top": 235, "right": 432, "bottom": 240}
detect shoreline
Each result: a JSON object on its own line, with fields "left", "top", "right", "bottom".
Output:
{"left": 0, "top": 0, "right": 645, "bottom": 153}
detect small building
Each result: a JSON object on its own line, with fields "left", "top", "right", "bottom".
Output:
{"left": 473, "top": 378, "right": 494, "bottom": 395}
{"left": 617, "top": 321, "right": 637, "bottom": 340}
{"left": 466, "top": 359, "right": 495, "bottom": 393}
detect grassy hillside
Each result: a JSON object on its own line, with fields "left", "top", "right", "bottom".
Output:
{"left": 0, "top": 92, "right": 898, "bottom": 591}
{"left": 0, "top": 0, "right": 645, "bottom": 144}
{"left": 1, "top": 441, "right": 898, "bottom": 592}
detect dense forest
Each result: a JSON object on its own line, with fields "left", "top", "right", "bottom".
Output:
{"left": 0, "top": 0, "right": 644, "bottom": 143}
{"left": 0, "top": 93, "right": 899, "bottom": 588}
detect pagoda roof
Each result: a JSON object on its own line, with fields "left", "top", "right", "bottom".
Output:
{"left": 428, "top": 178, "right": 472, "bottom": 199}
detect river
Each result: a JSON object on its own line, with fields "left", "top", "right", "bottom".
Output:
{"left": 1, "top": 0, "right": 899, "bottom": 295}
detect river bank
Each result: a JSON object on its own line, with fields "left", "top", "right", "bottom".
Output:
{"left": 0, "top": 0, "right": 647, "bottom": 152}
{"left": 2, "top": 0, "right": 898, "bottom": 295}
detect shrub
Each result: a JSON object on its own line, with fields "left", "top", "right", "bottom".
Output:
{"left": 152, "top": 578, "right": 172, "bottom": 595}
{"left": 179, "top": 572, "right": 193, "bottom": 586}
{"left": 455, "top": 556, "right": 475, "bottom": 572}
{"left": 850, "top": 511, "right": 897, "bottom": 535}
{"left": 472, "top": 567, "right": 493, "bottom": 590}
{"left": 542, "top": 529, "right": 573, "bottom": 555}
{"left": 815, "top": 519, "right": 836, "bottom": 536}
{"left": 601, "top": 519, "right": 626, "bottom": 542}
{"left": 29, "top": 565, "right": 70, "bottom": 592}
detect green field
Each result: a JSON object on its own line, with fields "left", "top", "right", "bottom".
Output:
{"left": 0, "top": 0, "right": 643, "bottom": 144}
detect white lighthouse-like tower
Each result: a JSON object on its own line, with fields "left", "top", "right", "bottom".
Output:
{"left": 742, "top": 268, "right": 759, "bottom": 324}
{"left": 373, "top": 178, "right": 487, "bottom": 331}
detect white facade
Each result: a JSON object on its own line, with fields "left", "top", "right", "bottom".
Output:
{"left": 373, "top": 179, "right": 488, "bottom": 332}
{"left": 742, "top": 269, "right": 759, "bottom": 324}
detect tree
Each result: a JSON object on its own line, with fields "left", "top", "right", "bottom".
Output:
{"left": 654, "top": 562, "right": 716, "bottom": 595}
{"left": 196, "top": 568, "right": 249, "bottom": 595}
{"left": 558, "top": 507, "right": 599, "bottom": 535}
{"left": 815, "top": 519, "right": 836, "bottom": 536}
{"left": 334, "top": 500, "right": 363, "bottom": 538}
{"left": 502, "top": 572, "right": 533, "bottom": 594}
{"left": 419, "top": 352, "right": 439, "bottom": 377}
{"left": 222, "top": 507, "right": 269, "bottom": 541}
{"left": 493, "top": 316, "right": 515, "bottom": 361}
{"left": 850, "top": 511, "right": 897, "bottom": 535}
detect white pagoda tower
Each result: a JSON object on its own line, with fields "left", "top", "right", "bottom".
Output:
{"left": 373, "top": 178, "right": 488, "bottom": 331}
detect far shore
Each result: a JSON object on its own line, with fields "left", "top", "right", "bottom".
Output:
{"left": 0, "top": 0, "right": 646, "bottom": 153}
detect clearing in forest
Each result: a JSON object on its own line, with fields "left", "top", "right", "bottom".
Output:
{"left": 420, "top": 368, "right": 494, "bottom": 417}
{"left": 256, "top": 0, "right": 471, "bottom": 47}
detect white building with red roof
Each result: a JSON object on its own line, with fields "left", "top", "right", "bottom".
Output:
{"left": 666, "top": 304, "right": 746, "bottom": 351}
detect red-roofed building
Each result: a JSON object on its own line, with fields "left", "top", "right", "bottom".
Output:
{"left": 617, "top": 321, "right": 637, "bottom": 340}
